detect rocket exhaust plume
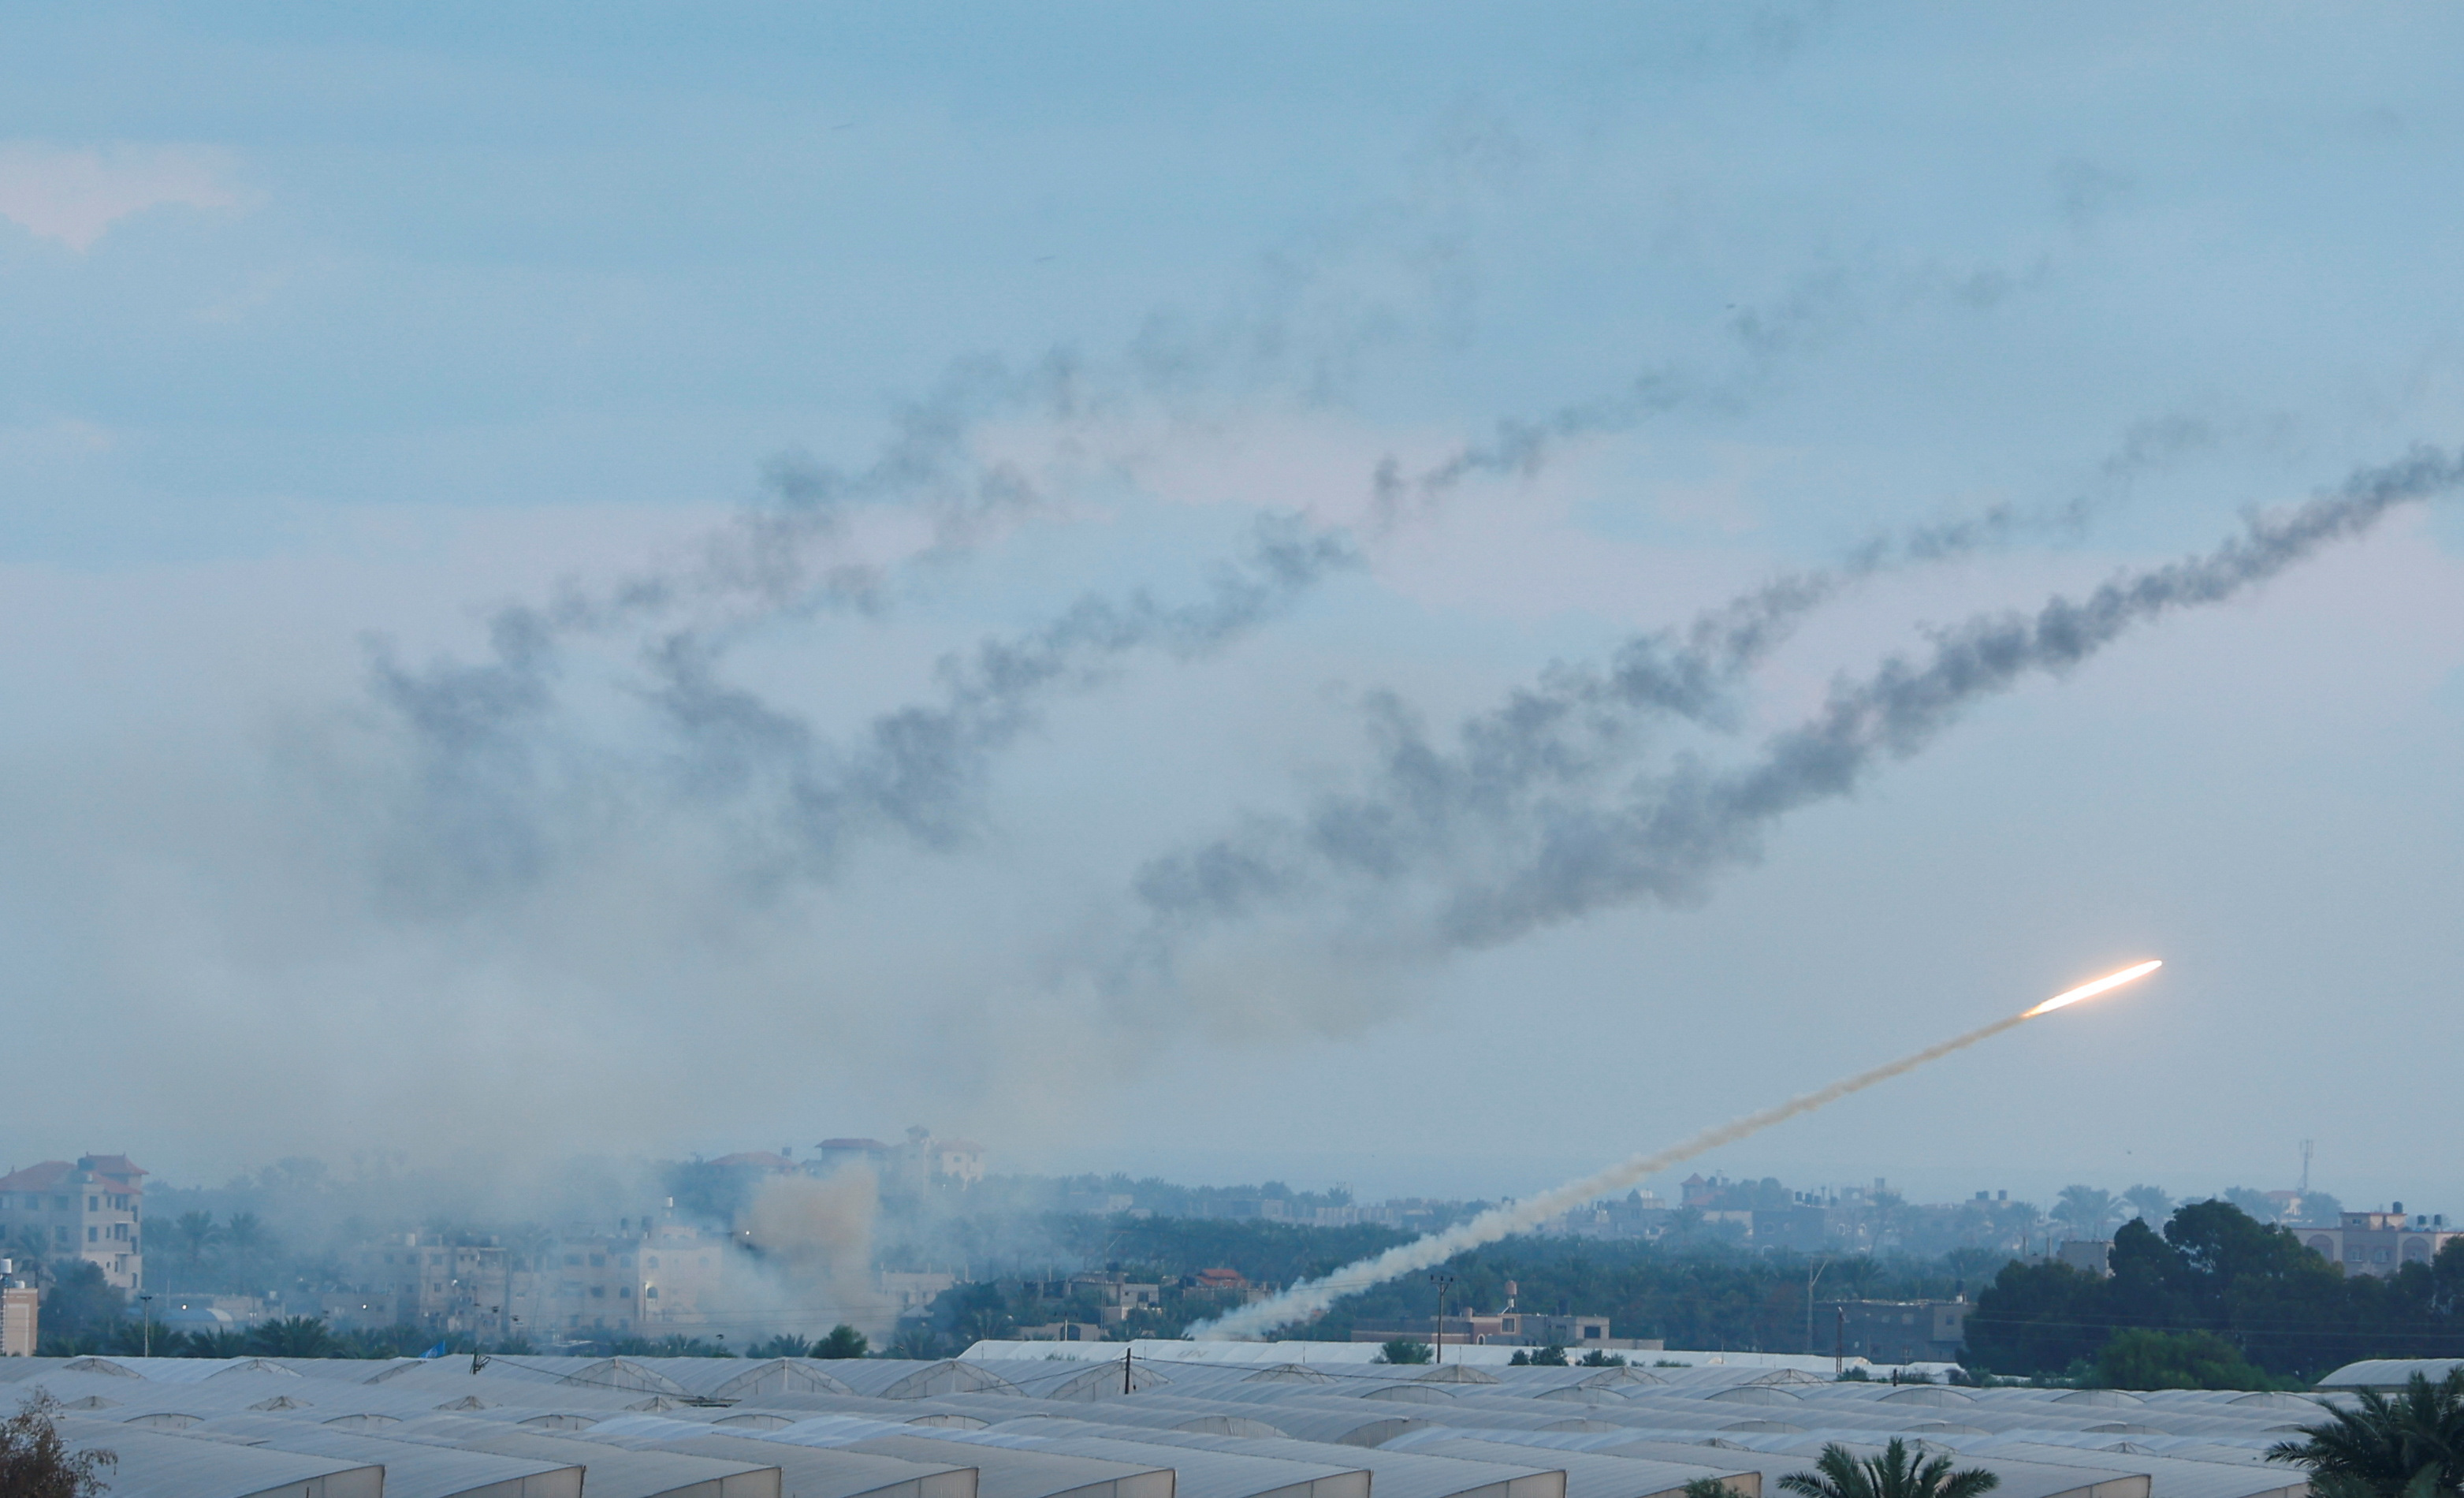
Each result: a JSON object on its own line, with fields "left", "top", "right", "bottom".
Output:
{"left": 1195, "top": 959, "right": 2163, "bottom": 1340}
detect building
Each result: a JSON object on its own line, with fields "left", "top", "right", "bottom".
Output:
{"left": 519, "top": 1218, "right": 730, "bottom": 1343}
{"left": 1060, "top": 1271, "right": 1161, "bottom": 1327}
{"left": 0, "top": 1155, "right": 147, "bottom": 1290}
{"left": 1349, "top": 1311, "right": 1650, "bottom": 1350}
{"left": 880, "top": 1270, "right": 957, "bottom": 1318}
{"left": 2296, "top": 1207, "right": 2462, "bottom": 1278}
{"left": 2056, "top": 1239, "right": 2112, "bottom": 1276}
{"left": 812, "top": 1128, "right": 983, "bottom": 1188}
{"left": 345, "top": 1235, "right": 512, "bottom": 1336}
{"left": 2, "top": 1259, "right": 35, "bottom": 1355}
{"left": 1819, "top": 1299, "right": 1968, "bottom": 1366}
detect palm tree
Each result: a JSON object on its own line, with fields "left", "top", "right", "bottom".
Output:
{"left": 244, "top": 1316, "right": 338, "bottom": 1358}
{"left": 1782, "top": 1440, "right": 2001, "bottom": 1498}
{"left": 171, "top": 1212, "right": 220, "bottom": 1273}
{"left": 223, "top": 1213, "right": 268, "bottom": 1258}
{"left": 2122, "top": 1186, "right": 2172, "bottom": 1225}
{"left": 2053, "top": 1187, "right": 2116, "bottom": 1241}
{"left": 2268, "top": 1368, "right": 2464, "bottom": 1498}
{"left": 750, "top": 1334, "right": 813, "bottom": 1358}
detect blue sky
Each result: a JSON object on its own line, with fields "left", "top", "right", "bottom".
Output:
{"left": 4, "top": 4, "right": 2462, "bottom": 1213}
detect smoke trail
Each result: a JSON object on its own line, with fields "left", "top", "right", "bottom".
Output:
{"left": 1199, "top": 986, "right": 2118, "bottom": 1340}
{"left": 1130, "top": 445, "right": 2464, "bottom": 961}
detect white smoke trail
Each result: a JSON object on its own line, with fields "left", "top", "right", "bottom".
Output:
{"left": 1195, "top": 969, "right": 2153, "bottom": 1339}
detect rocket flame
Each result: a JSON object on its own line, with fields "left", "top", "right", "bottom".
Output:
{"left": 2021, "top": 959, "right": 2163, "bottom": 1018}
{"left": 1197, "top": 952, "right": 2172, "bottom": 1340}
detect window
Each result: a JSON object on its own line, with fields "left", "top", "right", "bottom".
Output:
{"left": 87, "top": 1227, "right": 97, "bottom": 1243}
{"left": 590, "top": 1286, "right": 605, "bottom": 1299}
{"left": 53, "top": 1197, "right": 69, "bottom": 1211}
{"left": 620, "top": 1256, "right": 633, "bottom": 1268}
{"left": 564, "top": 1254, "right": 582, "bottom": 1267}
{"left": 646, "top": 1286, "right": 658, "bottom": 1299}
{"left": 589, "top": 1254, "right": 605, "bottom": 1269}
{"left": 620, "top": 1286, "right": 632, "bottom": 1299}
{"left": 87, "top": 1196, "right": 98, "bottom": 1211}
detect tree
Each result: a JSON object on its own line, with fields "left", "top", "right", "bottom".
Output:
{"left": 2225, "top": 1187, "right": 2283, "bottom": 1224}
{"left": 2095, "top": 1328, "right": 2272, "bottom": 1391}
{"left": 816, "top": 1325, "right": 869, "bottom": 1359}
{"left": 1580, "top": 1349, "right": 1627, "bottom": 1366}
{"left": 36, "top": 1263, "right": 124, "bottom": 1349}
{"left": 1684, "top": 1481, "right": 1736, "bottom": 1498}
{"left": 171, "top": 1212, "right": 221, "bottom": 1273}
{"left": 1377, "top": 1339, "right": 1433, "bottom": 1365}
{"left": 751, "top": 1334, "right": 813, "bottom": 1358}
{"left": 2269, "top": 1368, "right": 2464, "bottom": 1498}
{"left": 223, "top": 1211, "right": 270, "bottom": 1257}
{"left": 1527, "top": 1343, "right": 1569, "bottom": 1366}
{"left": 2053, "top": 1187, "right": 2116, "bottom": 1241}
{"left": 2122, "top": 1186, "right": 2173, "bottom": 1224}
{"left": 246, "top": 1316, "right": 339, "bottom": 1358}
{"left": 0, "top": 1391, "right": 114, "bottom": 1498}
{"left": 1781, "top": 1440, "right": 2001, "bottom": 1498}
{"left": 177, "top": 1328, "right": 250, "bottom": 1358}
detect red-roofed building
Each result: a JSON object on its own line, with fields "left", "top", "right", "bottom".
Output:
{"left": 0, "top": 1154, "right": 147, "bottom": 1290}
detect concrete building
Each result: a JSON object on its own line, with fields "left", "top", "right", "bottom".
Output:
{"left": 2056, "top": 1239, "right": 2113, "bottom": 1276}
{"left": 346, "top": 1234, "right": 512, "bottom": 1336}
{"left": 882, "top": 1269, "right": 958, "bottom": 1319}
{"left": 2296, "top": 1206, "right": 2462, "bottom": 1277}
{"left": 1818, "top": 1298, "right": 1968, "bottom": 1366}
{"left": 0, "top": 1154, "right": 147, "bottom": 1289}
{"left": 521, "top": 1217, "right": 731, "bottom": 1342}
{"left": 1033, "top": 1270, "right": 1162, "bottom": 1328}
{"left": 2, "top": 1258, "right": 35, "bottom": 1355}
{"left": 1349, "top": 1311, "right": 1647, "bottom": 1350}
{"left": 813, "top": 1128, "right": 984, "bottom": 1190}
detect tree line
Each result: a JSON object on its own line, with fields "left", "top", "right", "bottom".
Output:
{"left": 1968, "top": 1199, "right": 2464, "bottom": 1381}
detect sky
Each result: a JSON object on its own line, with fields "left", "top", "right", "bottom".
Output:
{"left": 4, "top": 3, "right": 2462, "bottom": 1216}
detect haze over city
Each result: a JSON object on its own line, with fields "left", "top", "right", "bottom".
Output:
{"left": 6, "top": 5, "right": 2462, "bottom": 1226}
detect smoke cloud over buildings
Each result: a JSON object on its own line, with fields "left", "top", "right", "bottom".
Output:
{"left": 6, "top": 9, "right": 2463, "bottom": 1197}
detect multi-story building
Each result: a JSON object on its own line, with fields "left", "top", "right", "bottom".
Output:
{"left": 1818, "top": 1298, "right": 1968, "bottom": 1366}
{"left": 2295, "top": 1206, "right": 2462, "bottom": 1278}
{"left": 345, "top": 1235, "right": 512, "bottom": 1336}
{"left": 519, "top": 1218, "right": 729, "bottom": 1343}
{"left": 0, "top": 1155, "right": 147, "bottom": 1290}
{"left": 812, "top": 1129, "right": 982, "bottom": 1190}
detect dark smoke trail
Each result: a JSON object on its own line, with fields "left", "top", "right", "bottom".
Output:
{"left": 1131, "top": 446, "right": 2463, "bottom": 963}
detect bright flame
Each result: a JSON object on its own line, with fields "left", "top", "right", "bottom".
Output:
{"left": 2022, "top": 959, "right": 2163, "bottom": 1018}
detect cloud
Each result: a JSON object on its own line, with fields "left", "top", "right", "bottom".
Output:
{"left": 0, "top": 140, "right": 247, "bottom": 251}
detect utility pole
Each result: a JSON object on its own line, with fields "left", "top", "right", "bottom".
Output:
{"left": 1833, "top": 1306, "right": 1844, "bottom": 1378}
{"left": 138, "top": 1293, "right": 153, "bottom": 1358}
{"left": 2300, "top": 1140, "right": 2314, "bottom": 1195}
{"left": 1123, "top": 1344, "right": 1133, "bottom": 1396}
{"left": 1428, "top": 1273, "right": 1455, "bottom": 1366}
{"left": 1804, "top": 1259, "right": 1827, "bottom": 1356}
